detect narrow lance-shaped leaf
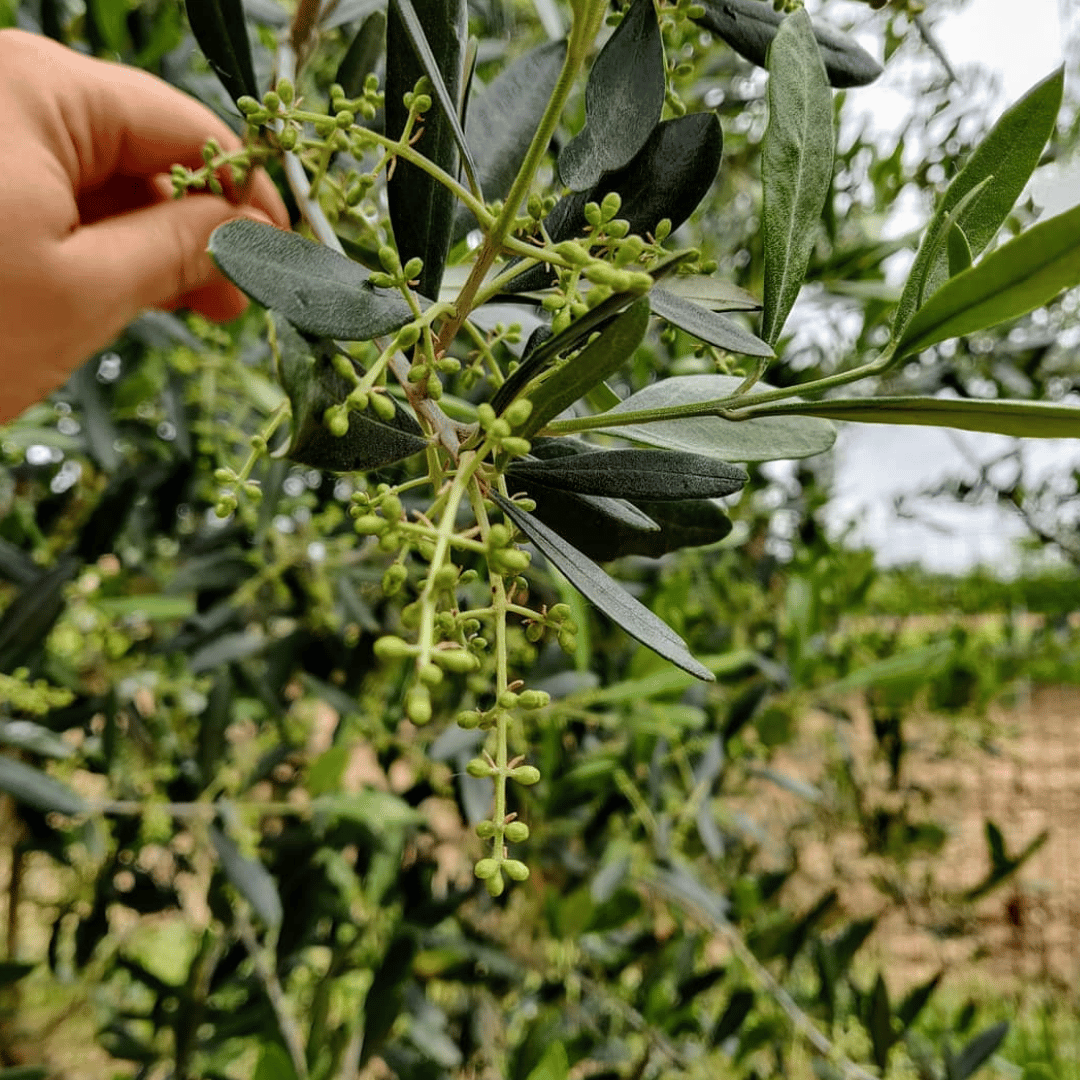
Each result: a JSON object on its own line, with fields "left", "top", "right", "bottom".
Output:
{"left": 452, "top": 39, "right": 568, "bottom": 243}
{"left": 334, "top": 9, "right": 386, "bottom": 98}
{"left": 508, "top": 448, "right": 747, "bottom": 501}
{"left": 650, "top": 287, "right": 773, "bottom": 358}
{"left": 273, "top": 314, "right": 428, "bottom": 472}
{"left": 760, "top": 10, "right": 835, "bottom": 346}
{"left": 185, "top": 0, "right": 259, "bottom": 103}
{"left": 948, "top": 1023, "right": 1009, "bottom": 1080}
{"left": 210, "top": 824, "right": 283, "bottom": 930}
{"left": 492, "top": 493, "right": 713, "bottom": 681}
{"left": 386, "top": 0, "right": 469, "bottom": 299}
{"left": 893, "top": 68, "right": 1064, "bottom": 340}
{"left": 588, "top": 374, "right": 837, "bottom": 461}
{"left": 558, "top": 0, "right": 665, "bottom": 191}
{"left": 693, "top": 0, "right": 882, "bottom": 88}
{"left": 747, "top": 396, "right": 1080, "bottom": 440}
{"left": 0, "top": 756, "right": 87, "bottom": 816}
{"left": 507, "top": 113, "right": 723, "bottom": 294}
{"left": 893, "top": 200, "right": 1080, "bottom": 360}
{"left": 947, "top": 225, "right": 972, "bottom": 277}
{"left": 209, "top": 220, "right": 413, "bottom": 340}
{"left": 524, "top": 298, "right": 651, "bottom": 436}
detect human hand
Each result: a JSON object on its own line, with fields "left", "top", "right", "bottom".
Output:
{"left": 0, "top": 29, "right": 290, "bottom": 423}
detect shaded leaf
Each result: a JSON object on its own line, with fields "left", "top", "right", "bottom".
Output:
{"left": 758, "top": 395, "right": 1080, "bottom": 440}
{"left": 387, "top": 0, "right": 470, "bottom": 299}
{"left": 589, "top": 374, "right": 837, "bottom": 461}
{"left": 867, "top": 974, "right": 895, "bottom": 1070}
{"left": 0, "top": 756, "right": 87, "bottom": 816}
{"left": 558, "top": 0, "right": 665, "bottom": 190}
{"left": 210, "top": 823, "right": 283, "bottom": 929}
{"left": 894, "top": 68, "right": 1064, "bottom": 339}
{"left": 949, "top": 1022, "right": 1009, "bottom": 1080}
{"left": 185, "top": 0, "right": 258, "bottom": 103}
{"left": 508, "top": 448, "right": 747, "bottom": 500}
{"left": 693, "top": 0, "right": 882, "bottom": 88}
{"left": 761, "top": 10, "right": 834, "bottom": 345}
{"left": 524, "top": 299, "right": 651, "bottom": 435}
{"left": 274, "top": 314, "right": 428, "bottom": 472}
{"left": 0, "top": 562, "right": 71, "bottom": 671}
{"left": 335, "top": 10, "right": 386, "bottom": 98}
{"left": 650, "top": 287, "right": 774, "bottom": 357}
{"left": 948, "top": 225, "right": 973, "bottom": 277}
{"left": 897, "top": 971, "right": 942, "bottom": 1031}
{"left": 253, "top": 1043, "right": 298, "bottom": 1080}
{"left": 492, "top": 493, "right": 713, "bottom": 680}
{"left": 209, "top": 220, "right": 414, "bottom": 340}
{"left": 507, "top": 113, "right": 723, "bottom": 293}
{"left": 713, "top": 989, "right": 755, "bottom": 1044}
{"left": 453, "top": 39, "right": 567, "bottom": 242}
{"left": 894, "top": 201, "right": 1080, "bottom": 359}
{"left": 0, "top": 1068, "right": 49, "bottom": 1080}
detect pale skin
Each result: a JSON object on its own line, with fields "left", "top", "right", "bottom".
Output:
{"left": 0, "top": 29, "right": 290, "bottom": 424}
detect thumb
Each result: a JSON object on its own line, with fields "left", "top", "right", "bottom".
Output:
{"left": 54, "top": 196, "right": 274, "bottom": 356}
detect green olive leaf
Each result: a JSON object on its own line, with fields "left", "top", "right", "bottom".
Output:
{"left": 507, "top": 112, "right": 723, "bottom": 294}
{"left": 746, "top": 396, "right": 1080, "bottom": 440}
{"left": 693, "top": 0, "right": 882, "bottom": 88}
{"left": 893, "top": 68, "right": 1065, "bottom": 341}
{"left": 210, "top": 823, "right": 283, "bottom": 930}
{"left": 558, "top": 0, "right": 665, "bottom": 191}
{"left": 650, "top": 288, "right": 773, "bottom": 358}
{"left": 386, "top": 0, "right": 471, "bottom": 299}
{"left": 524, "top": 299, "right": 651, "bottom": 436}
{"left": 334, "top": 9, "right": 386, "bottom": 98}
{"left": 584, "top": 374, "right": 836, "bottom": 461}
{"left": 760, "top": 9, "right": 835, "bottom": 346}
{"left": 508, "top": 448, "right": 747, "bottom": 501}
{"left": 492, "top": 493, "right": 713, "bottom": 681}
{"left": 274, "top": 314, "right": 428, "bottom": 472}
{"left": 947, "top": 224, "right": 973, "bottom": 278}
{"left": 209, "top": 220, "right": 414, "bottom": 341}
{"left": 894, "top": 200, "right": 1080, "bottom": 360}
{"left": 0, "top": 756, "right": 87, "bottom": 816}
{"left": 452, "top": 39, "right": 568, "bottom": 244}
{"left": 185, "top": 0, "right": 259, "bottom": 103}
{"left": 522, "top": 486, "right": 665, "bottom": 561}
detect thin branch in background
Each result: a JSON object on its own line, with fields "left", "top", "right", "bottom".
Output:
{"left": 913, "top": 14, "right": 959, "bottom": 86}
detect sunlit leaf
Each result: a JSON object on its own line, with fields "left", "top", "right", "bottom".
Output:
{"left": 558, "top": 0, "right": 665, "bottom": 190}
{"left": 894, "top": 202, "right": 1080, "bottom": 359}
{"left": 587, "top": 375, "right": 837, "bottom": 461}
{"left": 493, "top": 493, "right": 713, "bottom": 680}
{"left": 209, "top": 220, "right": 413, "bottom": 340}
{"left": 210, "top": 824, "right": 283, "bottom": 929}
{"left": 894, "top": 68, "right": 1064, "bottom": 339}
{"left": 524, "top": 299, "right": 650, "bottom": 436}
{"left": 185, "top": 0, "right": 258, "bottom": 103}
{"left": 453, "top": 40, "right": 566, "bottom": 244}
{"left": 694, "top": 0, "right": 882, "bottom": 88}
{"left": 386, "top": 0, "right": 470, "bottom": 298}
{"left": 0, "top": 757, "right": 87, "bottom": 816}
{"left": 650, "top": 287, "right": 774, "bottom": 357}
{"left": 760, "top": 10, "right": 834, "bottom": 345}
{"left": 274, "top": 314, "right": 428, "bottom": 472}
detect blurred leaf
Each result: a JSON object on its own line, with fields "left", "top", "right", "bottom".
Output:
{"left": 897, "top": 971, "right": 943, "bottom": 1031}
{"left": 0, "top": 757, "right": 87, "bottom": 816}
{"left": 307, "top": 746, "right": 350, "bottom": 798}
{"left": 387, "top": 0, "right": 470, "bottom": 298}
{"left": 745, "top": 765, "right": 822, "bottom": 803}
{"left": 0, "top": 563, "right": 71, "bottom": 671}
{"left": 209, "top": 220, "right": 413, "bottom": 340}
{"left": 962, "top": 821, "right": 1048, "bottom": 902}
{"left": 335, "top": 10, "right": 385, "bottom": 97}
{"left": 558, "top": 0, "right": 664, "bottom": 190}
{"left": 253, "top": 1043, "right": 298, "bottom": 1080}
{"left": 760, "top": 10, "right": 834, "bottom": 345}
{"left": 88, "top": 0, "right": 130, "bottom": 53}
{"left": 189, "top": 630, "right": 268, "bottom": 673}
{"left": 894, "top": 68, "right": 1064, "bottom": 338}
{"left": 761, "top": 396, "right": 1080, "bottom": 440}
{"left": 589, "top": 375, "right": 836, "bottom": 461}
{"left": 948, "top": 1022, "right": 1009, "bottom": 1080}
{"left": 693, "top": 0, "right": 882, "bottom": 87}
{"left": 0, "top": 962, "right": 35, "bottom": 987}
{"left": 895, "top": 202, "right": 1080, "bottom": 359}
{"left": 713, "top": 988, "right": 755, "bottom": 1045}
{"left": 524, "top": 1041, "right": 569, "bottom": 1080}
{"left": 524, "top": 298, "right": 651, "bottom": 436}
{"left": 0, "top": 722, "right": 73, "bottom": 760}
{"left": 0, "top": 1068, "right": 49, "bottom": 1080}
{"left": 510, "top": 447, "right": 746, "bottom": 501}
{"left": 650, "top": 287, "right": 774, "bottom": 357}
{"left": 867, "top": 974, "right": 895, "bottom": 1070}
{"left": 210, "top": 824, "right": 282, "bottom": 930}
{"left": 508, "top": 113, "right": 722, "bottom": 293}
{"left": 274, "top": 314, "right": 428, "bottom": 472}
{"left": 454, "top": 39, "right": 567, "bottom": 242}
{"left": 493, "top": 493, "right": 713, "bottom": 681}
{"left": 818, "top": 641, "right": 953, "bottom": 696}
{"left": 312, "top": 790, "right": 424, "bottom": 829}
{"left": 184, "top": 0, "right": 258, "bottom": 103}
